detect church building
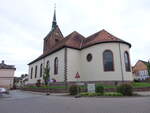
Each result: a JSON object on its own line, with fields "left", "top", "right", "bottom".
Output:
{"left": 27, "top": 9, "right": 133, "bottom": 85}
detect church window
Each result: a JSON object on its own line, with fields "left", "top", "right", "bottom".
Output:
{"left": 54, "top": 57, "right": 58, "bottom": 75}
{"left": 40, "top": 64, "right": 43, "bottom": 77}
{"left": 87, "top": 53, "right": 92, "bottom": 62}
{"left": 103, "top": 50, "right": 114, "bottom": 71}
{"left": 35, "top": 65, "right": 37, "bottom": 78}
{"left": 124, "top": 51, "right": 131, "bottom": 71}
{"left": 30, "top": 67, "right": 33, "bottom": 79}
{"left": 46, "top": 61, "right": 49, "bottom": 68}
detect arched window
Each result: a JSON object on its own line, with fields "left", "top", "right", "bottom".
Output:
{"left": 30, "top": 67, "right": 33, "bottom": 79}
{"left": 35, "top": 65, "right": 37, "bottom": 78}
{"left": 40, "top": 64, "right": 43, "bottom": 77}
{"left": 124, "top": 51, "right": 131, "bottom": 71}
{"left": 46, "top": 61, "right": 49, "bottom": 68}
{"left": 54, "top": 57, "right": 58, "bottom": 75}
{"left": 103, "top": 50, "right": 114, "bottom": 71}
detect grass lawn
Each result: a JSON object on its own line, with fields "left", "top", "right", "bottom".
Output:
{"left": 97, "top": 82, "right": 150, "bottom": 89}
{"left": 132, "top": 82, "right": 150, "bottom": 88}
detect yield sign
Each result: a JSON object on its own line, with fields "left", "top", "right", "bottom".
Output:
{"left": 75, "top": 72, "right": 80, "bottom": 79}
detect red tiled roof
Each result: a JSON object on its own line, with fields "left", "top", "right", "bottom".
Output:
{"left": 28, "top": 29, "right": 131, "bottom": 65}
{"left": 82, "top": 29, "right": 131, "bottom": 48}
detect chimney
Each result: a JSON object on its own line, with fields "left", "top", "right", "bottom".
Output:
{"left": 2, "top": 60, "right": 4, "bottom": 64}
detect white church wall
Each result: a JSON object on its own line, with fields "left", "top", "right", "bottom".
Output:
{"left": 28, "top": 43, "right": 133, "bottom": 84}
{"left": 119, "top": 43, "right": 133, "bottom": 81}
{"left": 28, "top": 60, "right": 43, "bottom": 84}
{"left": 67, "top": 48, "right": 81, "bottom": 82}
{"left": 28, "top": 48, "right": 65, "bottom": 84}
{"left": 80, "top": 43, "right": 133, "bottom": 82}
{"left": 44, "top": 48, "right": 65, "bottom": 82}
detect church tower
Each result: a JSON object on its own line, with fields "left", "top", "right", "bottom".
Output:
{"left": 43, "top": 6, "right": 64, "bottom": 54}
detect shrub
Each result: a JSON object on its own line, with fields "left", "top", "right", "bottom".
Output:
{"left": 133, "top": 79, "right": 140, "bottom": 82}
{"left": 104, "top": 92, "right": 123, "bottom": 96}
{"left": 95, "top": 84, "right": 104, "bottom": 94}
{"left": 69, "top": 85, "right": 80, "bottom": 95}
{"left": 80, "top": 92, "right": 89, "bottom": 96}
{"left": 117, "top": 84, "right": 133, "bottom": 96}
{"left": 80, "top": 92, "right": 102, "bottom": 97}
{"left": 35, "top": 79, "right": 41, "bottom": 87}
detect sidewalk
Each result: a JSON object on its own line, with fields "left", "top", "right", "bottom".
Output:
{"left": 134, "top": 91, "right": 150, "bottom": 96}
{"left": 24, "top": 90, "right": 69, "bottom": 96}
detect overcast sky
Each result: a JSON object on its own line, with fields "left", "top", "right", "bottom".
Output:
{"left": 0, "top": 0, "right": 150, "bottom": 77}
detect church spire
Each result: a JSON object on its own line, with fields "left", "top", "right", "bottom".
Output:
{"left": 51, "top": 4, "right": 57, "bottom": 31}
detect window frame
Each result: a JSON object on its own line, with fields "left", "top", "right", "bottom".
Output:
{"left": 103, "top": 50, "right": 114, "bottom": 72}
{"left": 35, "top": 65, "right": 37, "bottom": 78}
{"left": 86, "top": 53, "right": 93, "bottom": 62}
{"left": 30, "top": 67, "right": 33, "bottom": 79}
{"left": 40, "top": 64, "right": 43, "bottom": 77}
{"left": 46, "top": 60, "right": 49, "bottom": 68}
{"left": 124, "top": 51, "right": 131, "bottom": 72}
{"left": 54, "top": 57, "right": 58, "bottom": 75}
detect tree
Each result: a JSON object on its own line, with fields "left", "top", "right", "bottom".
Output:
{"left": 147, "top": 61, "right": 150, "bottom": 76}
{"left": 43, "top": 67, "right": 50, "bottom": 86}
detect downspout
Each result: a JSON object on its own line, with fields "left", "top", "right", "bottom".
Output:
{"left": 64, "top": 47, "right": 68, "bottom": 89}
{"left": 119, "top": 43, "right": 124, "bottom": 82}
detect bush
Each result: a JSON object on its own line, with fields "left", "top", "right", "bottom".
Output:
{"left": 117, "top": 84, "right": 133, "bottom": 96}
{"left": 95, "top": 84, "right": 104, "bottom": 94}
{"left": 69, "top": 85, "right": 80, "bottom": 95}
{"left": 35, "top": 79, "right": 41, "bottom": 87}
{"left": 133, "top": 79, "right": 140, "bottom": 82}
{"left": 80, "top": 92, "right": 89, "bottom": 96}
{"left": 80, "top": 92, "right": 102, "bottom": 97}
{"left": 104, "top": 92, "right": 123, "bottom": 96}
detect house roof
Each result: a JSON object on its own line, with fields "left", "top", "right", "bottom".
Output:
{"left": 82, "top": 29, "right": 131, "bottom": 48}
{"left": 139, "top": 60, "right": 149, "bottom": 65}
{"left": 0, "top": 61, "right": 16, "bottom": 70}
{"left": 28, "top": 29, "right": 131, "bottom": 65}
{"left": 28, "top": 31, "right": 84, "bottom": 65}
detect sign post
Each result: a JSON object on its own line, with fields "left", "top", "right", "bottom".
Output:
{"left": 75, "top": 72, "right": 80, "bottom": 98}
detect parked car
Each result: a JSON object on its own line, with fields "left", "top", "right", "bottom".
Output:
{"left": 0, "top": 88, "right": 9, "bottom": 95}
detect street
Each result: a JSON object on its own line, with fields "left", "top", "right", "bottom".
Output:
{"left": 0, "top": 90, "right": 150, "bottom": 113}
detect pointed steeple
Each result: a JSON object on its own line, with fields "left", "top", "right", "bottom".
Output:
{"left": 51, "top": 4, "right": 57, "bottom": 31}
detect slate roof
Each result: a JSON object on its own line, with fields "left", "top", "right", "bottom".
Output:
{"left": 28, "top": 29, "right": 131, "bottom": 65}
{"left": 0, "top": 61, "right": 16, "bottom": 70}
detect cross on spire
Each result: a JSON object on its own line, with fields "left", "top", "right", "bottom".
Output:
{"left": 51, "top": 4, "right": 57, "bottom": 31}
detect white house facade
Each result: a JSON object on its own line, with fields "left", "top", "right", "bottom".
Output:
{"left": 132, "top": 60, "right": 150, "bottom": 81}
{"left": 0, "top": 60, "right": 16, "bottom": 89}
{"left": 27, "top": 9, "right": 133, "bottom": 85}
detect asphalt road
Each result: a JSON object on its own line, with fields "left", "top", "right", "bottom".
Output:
{"left": 0, "top": 90, "right": 150, "bottom": 113}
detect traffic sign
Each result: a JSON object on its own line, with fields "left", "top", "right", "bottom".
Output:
{"left": 75, "top": 72, "right": 80, "bottom": 79}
